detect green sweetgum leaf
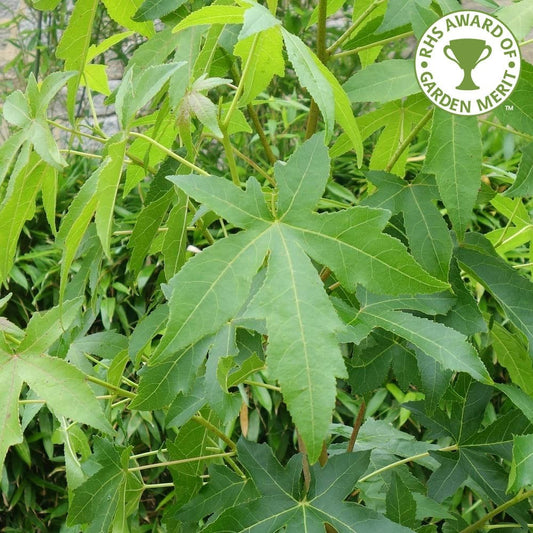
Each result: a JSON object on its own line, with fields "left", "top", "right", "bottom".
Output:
{"left": 175, "top": 463, "right": 259, "bottom": 527}
{"left": 115, "top": 62, "right": 185, "bottom": 128}
{"left": 504, "top": 143, "right": 533, "bottom": 198}
{"left": 203, "top": 439, "right": 413, "bottom": 533}
{"left": 336, "top": 289, "right": 490, "bottom": 383}
{"left": 494, "top": 61, "right": 533, "bottom": 136}
{"left": 428, "top": 448, "right": 530, "bottom": 525}
{"left": 343, "top": 60, "right": 420, "bottom": 104}
{"left": 133, "top": 0, "right": 187, "bottom": 21}
{"left": 456, "top": 233, "right": 533, "bottom": 355}
{"left": 68, "top": 438, "right": 143, "bottom": 532}
{"left": 508, "top": 434, "right": 533, "bottom": 493}
{"left": 234, "top": 26, "right": 285, "bottom": 105}
{"left": 172, "top": 5, "right": 247, "bottom": 33}
{"left": 0, "top": 298, "right": 112, "bottom": 469}
{"left": 161, "top": 133, "right": 446, "bottom": 461}
{"left": 363, "top": 172, "right": 453, "bottom": 281}
{"left": 424, "top": 109, "right": 482, "bottom": 240}
{"left": 379, "top": 0, "right": 431, "bottom": 31}
{"left": 386, "top": 473, "right": 417, "bottom": 528}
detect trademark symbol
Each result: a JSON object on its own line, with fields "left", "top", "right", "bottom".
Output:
{"left": 505, "top": 105, "right": 514, "bottom": 111}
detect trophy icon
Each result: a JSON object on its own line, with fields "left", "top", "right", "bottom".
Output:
{"left": 443, "top": 39, "right": 492, "bottom": 90}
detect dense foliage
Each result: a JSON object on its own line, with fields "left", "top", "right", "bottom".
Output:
{"left": 1, "top": 0, "right": 533, "bottom": 531}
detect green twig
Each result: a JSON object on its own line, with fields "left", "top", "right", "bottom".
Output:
{"left": 221, "top": 129, "right": 241, "bottom": 186}
{"left": 359, "top": 444, "right": 458, "bottom": 483}
{"left": 244, "top": 380, "right": 280, "bottom": 392}
{"left": 47, "top": 120, "right": 107, "bottom": 143}
{"left": 231, "top": 144, "right": 275, "bottom": 186}
{"left": 129, "top": 451, "right": 235, "bottom": 472}
{"left": 224, "top": 34, "right": 259, "bottom": 129}
{"left": 85, "top": 374, "right": 136, "bottom": 399}
{"left": 84, "top": 353, "right": 137, "bottom": 388}
{"left": 192, "top": 415, "right": 237, "bottom": 451}
{"left": 247, "top": 104, "right": 277, "bottom": 165}
{"left": 129, "top": 131, "right": 209, "bottom": 176}
{"left": 460, "top": 489, "right": 533, "bottom": 533}
{"left": 332, "top": 31, "right": 414, "bottom": 59}
{"left": 327, "top": 0, "right": 385, "bottom": 55}
{"left": 385, "top": 108, "right": 433, "bottom": 173}
{"left": 143, "top": 483, "right": 175, "bottom": 489}
{"left": 131, "top": 448, "right": 168, "bottom": 460}
{"left": 304, "top": 0, "right": 328, "bottom": 139}
{"left": 480, "top": 119, "right": 533, "bottom": 142}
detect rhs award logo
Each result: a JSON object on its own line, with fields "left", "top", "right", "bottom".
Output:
{"left": 415, "top": 10, "right": 521, "bottom": 116}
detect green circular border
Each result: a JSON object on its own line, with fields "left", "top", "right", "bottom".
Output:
{"left": 414, "top": 9, "right": 522, "bottom": 116}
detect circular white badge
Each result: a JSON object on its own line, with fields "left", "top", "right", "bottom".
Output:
{"left": 415, "top": 10, "right": 521, "bottom": 116}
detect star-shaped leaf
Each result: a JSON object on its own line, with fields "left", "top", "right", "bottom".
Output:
{"left": 335, "top": 288, "right": 490, "bottom": 383}
{"left": 0, "top": 298, "right": 112, "bottom": 470}
{"left": 160, "top": 133, "right": 447, "bottom": 461}
{"left": 68, "top": 438, "right": 143, "bottom": 532}
{"left": 201, "top": 438, "right": 413, "bottom": 532}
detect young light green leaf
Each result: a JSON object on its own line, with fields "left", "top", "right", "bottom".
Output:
{"left": 504, "top": 143, "right": 533, "bottom": 197}
{"left": 101, "top": 0, "right": 154, "bottom": 37}
{"left": 19, "top": 297, "right": 83, "bottom": 355}
{"left": 95, "top": 136, "right": 127, "bottom": 257}
{"left": 234, "top": 26, "right": 285, "bottom": 105}
{"left": 187, "top": 91, "right": 223, "bottom": 138}
{"left": 238, "top": 3, "right": 280, "bottom": 41}
{"left": 0, "top": 131, "right": 27, "bottom": 187}
{"left": 495, "top": 0, "right": 533, "bottom": 41}
{"left": 424, "top": 109, "right": 482, "bottom": 240}
{"left": 344, "top": 60, "right": 420, "bottom": 103}
{"left": 56, "top": 0, "right": 99, "bottom": 118}
{"left": 494, "top": 61, "right": 533, "bottom": 136}
{"left": 379, "top": 0, "right": 431, "bottom": 32}
{"left": 492, "top": 322, "right": 533, "bottom": 396}
{"left": 56, "top": 165, "right": 100, "bottom": 300}
{"left": 116, "top": 62, "right": 186, "bottom": 128}
{"left": 312, "top": 57, "right": 364, "bottom": 166}
{"left": 3, "top": 90, "right": 31, "bottom": 127}
{"left": 0, "top": 353, "right": 24, "bottom": 470}
{"left": 17, "top": 354, "right": 112, "bottom": 434}
{"left": 133, "top": 0, "right": 187, "bottom": 21}
{"left": 0, "top": 152, "right": 50, "bottom": 283}
{"left": 172, "top": 5, "right": 247, "bottom": 33}
{"left": 508, "top": 434, "right": 533, "bottom": 492}
{"left": 307, "top": 0, "right": 345, "bottom": 27}
{"left": 281, "top": 29, "right": 335, "bottom": 140}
